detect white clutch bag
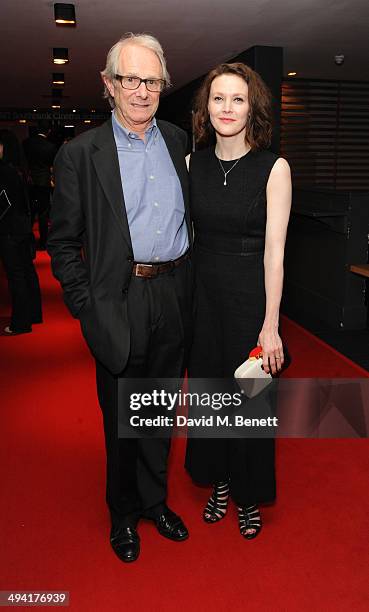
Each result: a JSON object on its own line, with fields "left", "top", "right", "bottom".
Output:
{"left": 234, "top": 347, "right": 272, "bottom": 398}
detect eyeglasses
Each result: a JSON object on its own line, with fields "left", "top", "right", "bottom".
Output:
{"left": 114, "top": 74, "right": 165, "bottom": 92}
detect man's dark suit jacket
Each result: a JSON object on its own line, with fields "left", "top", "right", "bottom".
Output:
{"left": 48, "top": 118, "right": 192, "bottom": 375}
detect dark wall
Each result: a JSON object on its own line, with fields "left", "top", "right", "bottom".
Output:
{"left": 157, "top": 75, "right": 203, "bottom": 146}
{"left": 230, "top": 46, "right": 283, "bottom": 154}
{"left": 157, "top": 45, "right": 283, "bottom": 153}
{"left": 280, "top": 77, "right": 369, "bottom": 190}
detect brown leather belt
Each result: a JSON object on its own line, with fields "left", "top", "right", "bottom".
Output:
{"left": 132, "top": 251, "right": 189, "bottom": 278}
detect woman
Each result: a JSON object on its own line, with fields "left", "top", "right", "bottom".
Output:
{"left": 0, "top": 129, "right": 42, "bottom": 334}
{"left": 185, "top": 63, "right": 291, "bottom": 538}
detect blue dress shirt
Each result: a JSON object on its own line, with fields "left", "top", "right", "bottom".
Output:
{"left": 112, "top": 112, "right": 189, "bottom": 262}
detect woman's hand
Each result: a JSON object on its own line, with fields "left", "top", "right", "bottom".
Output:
{"left": 260, "top": 157, "right": 291, "bottom": 376}
{"left": 257, "top": 326, "right": 284, "bottom": 375}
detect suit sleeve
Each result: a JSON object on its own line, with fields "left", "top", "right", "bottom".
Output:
{"left": 47, "top": 144, "right": 90, "bottom": 318}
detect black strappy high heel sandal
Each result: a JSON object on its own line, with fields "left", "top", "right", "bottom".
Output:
{"left": 203, "top": 480, "right": 230, "bottom": 523}
{"left": 238, "top": 505, "right": 262, "bottom": 539}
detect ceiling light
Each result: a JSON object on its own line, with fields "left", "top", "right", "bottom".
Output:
{"left": 52, "top": 104, "right": 61, "bottom": 109}
{"left": 53, "top": 72, "right": 65, "bottom": 85}
{"left": 72, "top": 109, "right": 76, "bottom": 113}
{"left": 54, "top": 3, "right": 76, "bottom": 25}
{"left": 64, "top": 125, "right": 75, "bottom": 128}
{"left": 53, "top": 48, "right": 69, "bottom": 64}
{"left": 84, "top": 119, "right": 91, "bottom": 124}
{"left": 288, "top": 71, "right": 297, "bottom": 77}
{"left": 33, "top": 109, "right": 37, "bottom": 112}
{"left": 334, "top": 54, "right": 345, "bottom": 66}
{"left": 19, "top": 119, "right": 27, "bottom": 124}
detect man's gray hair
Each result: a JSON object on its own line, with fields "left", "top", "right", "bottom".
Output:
{"left": 101, "top": 32, "right": 171, "bottom": 108}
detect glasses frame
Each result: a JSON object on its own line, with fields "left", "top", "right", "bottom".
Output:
{"left": 114, "top": 74, "right": 165, "bottom": 93}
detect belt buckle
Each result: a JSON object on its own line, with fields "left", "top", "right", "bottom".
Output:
{"left": 135, "top": 263, "right": 154, "bottom": 277}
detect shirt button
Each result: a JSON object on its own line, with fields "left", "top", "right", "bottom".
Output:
{"left": 156, "top": 229, "right": 161, "bottom": 234}
{"left": 149, "top": 175, "right": 155, "bottom": 180}
{"left": 154, "top": 202, "right": 159, "bottom": 207}
{"left": 128, "top": 143, "right": 132, "bottom": 148}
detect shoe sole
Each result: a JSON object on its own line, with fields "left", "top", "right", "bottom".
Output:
{"left": 3, "top": 328, "right": 32, "bottom": 336}
{"left": 157, "top": 529, "right": 189, "bottom": 541}
{"left": 111, "top": 547, "right": 140, "bottom": 563}
{"left": 119, "top": 554, "right": 140, "bottom": 562}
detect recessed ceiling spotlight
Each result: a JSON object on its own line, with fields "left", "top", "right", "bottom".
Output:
{"left": 334, "top": 54, "right": 345, "bottom": 66}
{"left": 84, "top": 119, "right": 91, "bottom": 124}
{"left": 54, "top": 3, "right": 76, "bottom": 25}
{"left": 53, "top": 48, "right": 69, "bottom": 64}
{"left": 52, "top": 104, "right": 61, "bottom": 109}
{"left": 53, "top": 72, "right": 65, "bottom": 85}
{"left": 19, "top": 119, "right": 27, "bottom": 124}
{"left": 288, "top": 72, "right": 297, "bottom": 77}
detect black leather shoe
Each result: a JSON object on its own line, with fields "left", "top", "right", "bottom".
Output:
{"left": 110, "top": 526, "right": 140, "bottom": 563}
{"left": 3, "top": 326, "right": 32, "bottom": 335}
{"left": 150, "top": 507, "right": 189, "bottom": 541}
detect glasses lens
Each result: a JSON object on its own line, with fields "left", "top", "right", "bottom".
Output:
{"left": 146, "top": 79, "right": 163, "bottom": 92}
{"left": 121, "top": 76, "right": 140, "bottom": 89}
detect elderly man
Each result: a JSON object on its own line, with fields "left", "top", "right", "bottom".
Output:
{"left": 48, "top": 33, "right": 192, "bottom": 563}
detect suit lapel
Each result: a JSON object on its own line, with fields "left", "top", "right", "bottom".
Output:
{"left": 157, "top": 121, "right": 187, "bottom": 194}
{"left": 157, "top": 120, "right": 192, "bottom": 247}
{"left": 91, "top": 120, "right": 132, "bottom": 250}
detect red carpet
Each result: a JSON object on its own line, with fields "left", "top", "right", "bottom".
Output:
{"left": 1, "top": 253, "right": 369, "bottom": 611}
{"left": 280, "top": 317, "right": 369, "bottom": 378}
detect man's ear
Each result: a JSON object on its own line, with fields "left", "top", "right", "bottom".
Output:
{"left": 103, "top": 76, "right": 115, "bottom": 99}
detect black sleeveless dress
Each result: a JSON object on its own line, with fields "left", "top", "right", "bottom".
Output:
{"left": 185, "top": 146, "right": 278, "bottom": 507}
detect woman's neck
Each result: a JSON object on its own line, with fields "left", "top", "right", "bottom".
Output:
{"left": 215, "top": 133, "right": 251, "bottom": 161}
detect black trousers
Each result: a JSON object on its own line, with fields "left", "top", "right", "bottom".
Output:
{"left": 96, "top": 258, "right": 193, "bottom": 529}
{"left": 30, "top": 186, "right": 51, "bottom": 248}
{"left": 0, "top": 233, "right": 42, "bottom": 331}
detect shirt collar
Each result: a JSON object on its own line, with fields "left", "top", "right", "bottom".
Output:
{"left": 112, "top": 111, "right": 157, "bottom": 144}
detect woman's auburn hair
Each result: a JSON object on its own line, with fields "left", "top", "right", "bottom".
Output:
{"left": 193, "top": 62, "right": 273, "bottom": 150}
